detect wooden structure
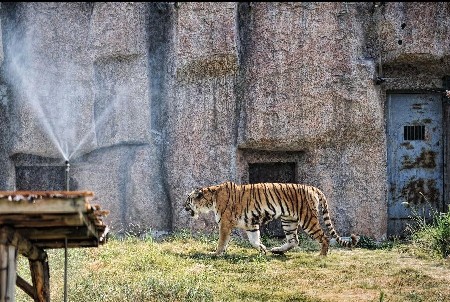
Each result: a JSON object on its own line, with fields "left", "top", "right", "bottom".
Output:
{"left": 0, "top": 191, "right": 109, "bottom": 302}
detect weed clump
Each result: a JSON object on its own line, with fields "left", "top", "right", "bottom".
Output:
{"left": 406, "top": 204, "right": 450, "bottom": 259}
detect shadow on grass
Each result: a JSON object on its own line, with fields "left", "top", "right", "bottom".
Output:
{"left": 183, "top": 250, "right": 292, "bottom": 264}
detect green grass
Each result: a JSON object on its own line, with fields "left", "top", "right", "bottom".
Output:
{"left": 14, "top": 232, "right": 450, "bottom": 302}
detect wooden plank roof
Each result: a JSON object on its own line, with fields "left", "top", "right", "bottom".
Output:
{"left": 0, "top": 191, "right": 109, "bottom": 249}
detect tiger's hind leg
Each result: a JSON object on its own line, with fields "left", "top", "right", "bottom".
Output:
{"left": 305, "top": 220, "right": 329, "bottom": 256}
{"left": 270, "top": 217, "right": 299, "bottom": 255}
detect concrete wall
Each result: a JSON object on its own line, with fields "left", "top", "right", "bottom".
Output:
{"left": 0, "top": 2, "right": 449, "bottom": 240}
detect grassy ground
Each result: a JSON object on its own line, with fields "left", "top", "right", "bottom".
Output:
{"left": 14, "top": 231, "right": 450, "bottom": 302}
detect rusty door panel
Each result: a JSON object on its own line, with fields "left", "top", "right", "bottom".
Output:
{"left": 387, "top": 93, "right": 443, "bottom": 237}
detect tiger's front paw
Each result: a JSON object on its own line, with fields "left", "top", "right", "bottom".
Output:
{"left": 259, "top": 245, "right": 268, "bottom": 255}
{"left": 214, "top": 250, "right": 226, "bottom": 256}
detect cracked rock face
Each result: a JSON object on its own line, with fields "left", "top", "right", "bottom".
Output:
{"left": 0, "top": 2, "right": 449, "bottom": 239}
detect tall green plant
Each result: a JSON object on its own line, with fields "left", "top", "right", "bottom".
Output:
{"left": 406, "top": 201, "right": 450, "bottom": 259}
{"left": 433, "top": 211, "right": 450, "bottom": 257}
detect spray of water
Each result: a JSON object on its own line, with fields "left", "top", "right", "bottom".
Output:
{"left": 5, "top": 21, "right": 131, "bottom": 162}
{"left": 68, "top": 92, "right": 127, "bottom": 160}
{"left": 4, "top": 5, "right": 147, "bottom": 164}
{"left": 9, "top": 58, "right": 129, "bottom": 162}
{"left": 6, "top": 30, "right": 90, "bottom": 161}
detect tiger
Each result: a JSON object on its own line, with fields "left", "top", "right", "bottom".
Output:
{"left": 184, "top": 181, "right": 358, "bottom": 256}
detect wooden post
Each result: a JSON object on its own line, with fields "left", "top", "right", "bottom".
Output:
{"left": 0, "top": 226, "right": 49, "bottom": 302}
{"left": 6, "top": 245, "right": 16, "bottom": 302}
{"left": 0, "top": 244, "right": 7, "bottom": 302}
{"left": 16, "top": 275, "right": 36, "bottom": 300}
{"left": 0, "top": 243, "right": 17, "bottom": 302}
{"left": 30, "top": 259, "right": 50, "bottom": 302}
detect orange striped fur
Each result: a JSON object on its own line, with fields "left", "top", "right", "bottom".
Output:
{"left": 185, "top": 181, "right": 358, "bottom": 256}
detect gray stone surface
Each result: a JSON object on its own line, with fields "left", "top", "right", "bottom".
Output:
{"left": 0, "top": 2, "right": 449, "bottom": 240}
{"left": 72, "top": 143, "right": 170, "bottom": 235}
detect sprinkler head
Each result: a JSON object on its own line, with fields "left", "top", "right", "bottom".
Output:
{"left": 65, "top": 160, "right": 70, "bottom": 191}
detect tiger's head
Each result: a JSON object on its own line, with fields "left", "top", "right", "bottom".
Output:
{"left": 184, "top": 187, "right": 216, "bottom": 219}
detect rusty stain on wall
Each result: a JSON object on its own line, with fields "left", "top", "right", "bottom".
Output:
{"left": 401, "top": 149, "right": 436, "bottom": 169}
{"left": 400, "top": 142, "right": 415, "bottom": 150}
{"left": 401, "top": 178, "right": 439, "bottom": 205}
{"left": 177, "top": 54, "right": 238, "bottom": 82}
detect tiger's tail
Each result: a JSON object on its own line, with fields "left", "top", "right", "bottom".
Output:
{"left": 318, "top": 191, "right": 358, "bottom": 248}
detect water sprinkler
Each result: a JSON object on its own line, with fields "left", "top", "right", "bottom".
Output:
{"left": 65, "top": 160, "right": 70, "bottom": 191}
{"left": 64, "top": 160, "right": 70, "bottom": 302}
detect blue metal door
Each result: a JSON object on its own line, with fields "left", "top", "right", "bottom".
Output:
{"left": 387, "top": 93, "right": 444, "bottom": 237}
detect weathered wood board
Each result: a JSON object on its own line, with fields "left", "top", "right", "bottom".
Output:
{"left": 0, "top": 191, "right": 109, "bottom": 249}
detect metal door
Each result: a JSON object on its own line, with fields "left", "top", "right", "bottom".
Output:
{"left": 387, "top": 93, "right": 444, "bottom": 237}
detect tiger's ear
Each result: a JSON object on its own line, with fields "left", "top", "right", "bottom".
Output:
{"left": 194, "top": 188, "right": 203, "bottom": 198}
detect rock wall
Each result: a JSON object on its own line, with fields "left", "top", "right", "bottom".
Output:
{"left": 167, "top": 2, "right": 239, "bottom": 230}
{"left": 0, "top": 2, "right": 449, "bottom": 240}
